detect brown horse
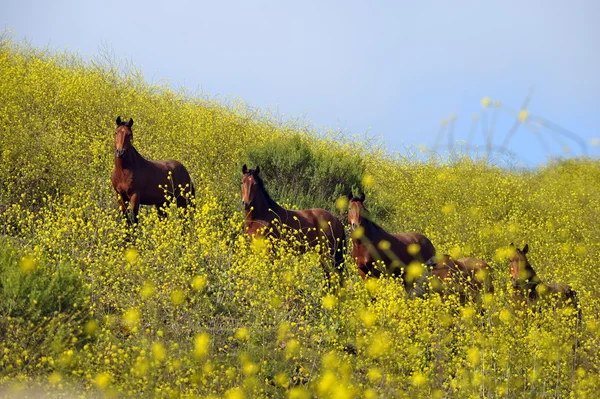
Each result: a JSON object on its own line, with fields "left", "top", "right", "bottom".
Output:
{"left": 347, "top": 193, "right": 436, "bottom": 290}
{"left": 419, "top": 254, "right": 494, "bottom": 303}
{"left": 111, "top": 116, "right": 194, "bottom": 224}
{"left": 509, "top": 244, "right": 579, "bottom": 314}
{"left": 241, "top": 165, "right": 346, "bottom": 283}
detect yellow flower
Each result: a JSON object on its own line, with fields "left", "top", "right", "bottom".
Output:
{"left": 123, "top": 308, "right": 140, "bottom": 329}
{"left": 20, "top": 255, "right": 37, "bottom": 274}
{"left": 235, "top": 327, "right": 249, "bottom": 340}
{"left": 194, "top": 333, "right": 210, "bottom": 359}
{"left": 377, "top": 240, "right": 391, "bottom": 250}
{"left": 367, "top": 367, "right": 382, "bottom": 382}
{"left": 288, "top": 386, "right": 310, "bottom": 399}
{"left": 322, "top": 294, "right": 337, "bottom": 310}
{"left": 192, "top": 275, "right": 207, "bottom": 291}
{"left": 170, "top": 289, "right": 185, "bottom": 306}
{"left": 152, "top": 342, "right": 166, "bottom": 361}
{"left": 467, "top": 346, "right": 481, "bottom": 366}
{"left": 407, "top": 243, "right": 421, "bottom": 256}
{"left": 141, "top": 281, "right": 156, "bottom": 299}
{"left": 125, "top": 247, "right": 138, "bottom": 264}
{"left": 84, "top": 320, "right": 98, "bottom": 336}
{"left": 499, "top": 309, "right": 512, "bottom": 323}
{"left": 518, "top": 109, "right": 529, "bottom": 123}
{"left": 411, "top": 371, "right": 427, "bottom": 387}
{"left": 336, "top": 196, "right": 349, "bottom": 211}
{"left": 93, "top": 372, "right": 111, "bottom": 389}
{"left": 48, "top": 371, "right": 62, "bottom": 385}
{"left": 362, "top": 174, "right": 375, "bottom": 189}
{"left": 225, "top": 388, "right": 246, "bottom": 399}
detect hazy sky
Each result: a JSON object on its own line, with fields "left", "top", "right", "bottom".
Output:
{"left": 2, "top": 0, "right": 599, "bottom": 165}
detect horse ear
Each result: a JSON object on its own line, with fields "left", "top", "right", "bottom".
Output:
{"left": 523, "top": 244, "right": 529, "bottom": 254}
{"left": 242, "top": 164, "right": 248, "bottom": 174}
{"left": 510, "top": 243, "right": 514, "bottom": 247}
{"left": 346, "top": 192, "right": 353, "bottom": 201}
{"left": 255, "top": 165, "right": 260, "bottom": 175}
{"left": 128, "top": 118, "right": 134, "bottom": 127}
{"left": 359, "top": 192, "right": 366, "bottom": 202}
{"left": 116, "top": 116, "right": 122, "bottom": 125}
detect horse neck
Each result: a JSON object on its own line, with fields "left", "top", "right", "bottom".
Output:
{"left": 114, "top": 146, "right": 145, "bottom": 170}
{"left": 517, "top": 262, "right": 541, "bottom": 293}
{"left": 247, "top": 187, "right": 283, "bottom": 220}
{"left": 352, "top": 219, "right": 385, "bottom": 250}
{"left": 363, "top": 219, "right": 387, "bottom": 241}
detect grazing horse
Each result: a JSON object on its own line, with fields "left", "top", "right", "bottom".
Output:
{"left": 419, "top": 254, "right": 494, "bottom": 303}
{"left": 509, "top": 244, "right": 579, "bottom": 315}
{"left": 111, "top": 116, "right": 194, "bottom": 225}
{"left": 347, "top": 193, "right": 436, "bottom": 290}
{"left": 241, "top": 165, "right": 346, "bottom": 283}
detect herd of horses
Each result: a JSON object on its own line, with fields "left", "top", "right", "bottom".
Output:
{"left": 111, "top": 117, "right": 579, "bottom": 314}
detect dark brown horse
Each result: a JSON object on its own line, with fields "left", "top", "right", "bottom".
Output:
{"left": 419, "top": 254, "right": 494, "bottom": 303}
{"left": 241, "top": 165, "right": 346, "bottom": 283}
{"left": 111, "top": 116, "right": 194, "bottom": 224}
{"left": 347, "top": 193, "right": 436, "bottom": 290}
{"left": 509, "top": 244, "right": 579, "bottom": 314}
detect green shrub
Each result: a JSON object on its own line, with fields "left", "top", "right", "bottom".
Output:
{"left": 0, "top": 237, "right": 87, "bottom": 320}
{"left": 242, "top": 133, "right": 365, "bottom": 213}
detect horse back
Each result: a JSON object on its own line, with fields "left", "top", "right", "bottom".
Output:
{"left": 391, "top": 232, "right": 436, "bottom": 262}
{"left": 149, "top": 159, "right": 192, "bottom": 181}
{"left": 430, "top": 256, "right": 492, "bottom": 289}
{"left": 293, "top": 208, "right": 345, "bottom": 242}
{"left": 543, "top": 283, "right": 578, "bottom": 304}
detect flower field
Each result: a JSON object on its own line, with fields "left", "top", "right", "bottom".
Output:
{"left": 1, "top": 36, "right": 600, "bottom": 398}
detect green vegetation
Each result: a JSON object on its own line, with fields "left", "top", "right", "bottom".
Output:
{"left": 1, "top": 36, "right": 600, "bottom": 398}
{"left": 243, "top": 133, "right": 366, "bottom": 214}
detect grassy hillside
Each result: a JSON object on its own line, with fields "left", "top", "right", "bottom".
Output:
{"left": 1, "top": 36, "right": 600, "bottom": 398}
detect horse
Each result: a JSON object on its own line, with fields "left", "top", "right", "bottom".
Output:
{"left": 417, "top": 254, "right": 494, "bottom": 303}
{"left": 241, "top": 165, "right": 346, "bottom": 284}
{"left": 346, "top": 192, "right": 436, "bottom": 290}
{"left": 111, "top": 116, "right": 195, "bottom": 225}
{"left": 509, "top": 244, "right": 579, "bottom": 315}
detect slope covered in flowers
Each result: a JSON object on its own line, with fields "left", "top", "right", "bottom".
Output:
{"left": 1, "top": 37, "right": 600, "bottom": 398}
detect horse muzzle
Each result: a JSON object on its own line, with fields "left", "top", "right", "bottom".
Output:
{"left": 115, "top": 148, "right": 126, "bottom": 158}
{"left": 242, "top": 201, "right": 252, "bottom": 211}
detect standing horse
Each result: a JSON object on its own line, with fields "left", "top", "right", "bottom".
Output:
{"left": 241, "top": 165, "right": 346, "bottom": 284}
{"left": 111, "top": 116, "right": 195, "bottom": 225}
{"left": 347, "top": 193, "right": 436, "bottom": 290}
{"left": 419, "top": 254, "right": 494, "bottom": 303}
{"left": 509, "top": 244, "right": 579, "bottom": 314}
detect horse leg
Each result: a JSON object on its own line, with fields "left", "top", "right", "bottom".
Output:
{"left": 176, "top": 195, "right": 188, "bottom": 208}
{"left": 117, "top": 193, "right": 130, "bottom": 224}
{"left": 330, "top": 243, "right": 345, "bottom": 286}
{"left": 129, "top": 193, "right": 140, "bottom": 225}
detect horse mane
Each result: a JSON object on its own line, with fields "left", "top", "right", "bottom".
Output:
{"left": 250, "top": 171, "right": 279, "bottom": 210}
{"left": 524, "top": 259, "right": 539, "bottom": 282}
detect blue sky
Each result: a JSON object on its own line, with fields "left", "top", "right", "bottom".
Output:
{"left": 2, "top": 0, "right": 599, "bottom": 165}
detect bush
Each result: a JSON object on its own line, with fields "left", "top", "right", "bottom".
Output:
{"left": 243, "top": 133, "right": 365, "bottom": 213}
{"left": 0, "top": 237, "right": 87, "bottom": 321}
